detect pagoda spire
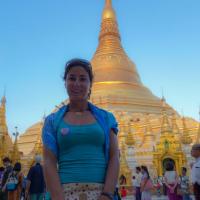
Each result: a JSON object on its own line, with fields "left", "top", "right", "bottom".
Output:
{"left": 125, "top": 121, "right": 135, "bottom": 146}
{"left": 196, "top": 123, "right": 200, "bottom": 144}
{"left": 103, "top": 0, "right": 116, "bottom": 21}
{"left": 172, "top": 113, "right": 179, "bottom": 135}
{"left": 91, "top": 0, "right": 142, "bottom": 85}
{"left": 119, "top": 141, "right": 132, "bottom": 185}
{"left": 143, "top": 113, "right": 155, "bottom": 149}
{"left": 161, "top": 98, "right": 172, "bottom": 134}
{"left": 196, "top": 108, "right": 200, "bottom": 144}
{"left": 11, "top": 126, "right": 20, "bottom": 163}
{"left": 99, "top": 0, "right": 120, "bottom": 41}
{"left": 181, "top": 116, "right": 192, "bottom": 145}
{"left": 106, "top": 0, "right": 112, "bottom": 6}
{"left": 0, "top": 94, "right": 8, "bottom": 142}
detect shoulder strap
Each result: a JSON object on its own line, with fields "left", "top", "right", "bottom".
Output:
{"left": 53, "top": 105, "right": 68, "bottom": 158}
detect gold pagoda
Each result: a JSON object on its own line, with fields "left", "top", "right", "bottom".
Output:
{"left": 0, "top": 96, "right": 15, "bottom": 165}
{"left": 13, "top": 0, "right": 200, "bottom": 178}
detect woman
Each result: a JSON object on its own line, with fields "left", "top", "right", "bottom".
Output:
{"left": 42, "top": 58, "right": 119, "bottom": 200}
{"left": 164, "top": 162, "right": 179, "bottom": 200}
{"left": 180, "top": 167, "right": 190, "bottom": 200}
{"left": 6, "top": 162, "right": 23, "bottom": 200}
{"left": 140, "top": 166, "right": 152, "bottom": 200}
{"left": 0, "top": 167, "right": 5, "bottom": 199}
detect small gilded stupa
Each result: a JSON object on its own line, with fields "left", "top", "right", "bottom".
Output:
{"left": 0, "top": 95, "right": 13, "bottom": 165}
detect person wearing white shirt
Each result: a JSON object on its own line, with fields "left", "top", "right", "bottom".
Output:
{"left": 191, "top": 144, "right": 200, "bottom": 200}
{"left": 135, "top": 167, "right": 143, "bottom": 200}
{"left": 163, "top": 162, "right": 179, "bottom": 200}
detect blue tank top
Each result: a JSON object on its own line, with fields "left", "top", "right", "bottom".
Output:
{"left": 57, "top": 120, "right": 106, "bottom": 184}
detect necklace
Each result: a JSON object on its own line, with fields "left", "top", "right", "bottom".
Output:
{"left": 74, "top": 112, "right": 84, "bottom": 116}
{"left": 69, "top": 110, "right": 87, "bottom": 118}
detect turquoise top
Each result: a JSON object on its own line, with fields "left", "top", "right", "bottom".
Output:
{"left": 42, "top": 102, "right": 119, "bottom": 163}
{"left": 57, "top": 120, "right": 107, "bottom": 184}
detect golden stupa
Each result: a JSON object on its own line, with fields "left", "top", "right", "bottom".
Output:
{"left": 1, "top": 0, "right": 197, "bottom": 180}
{"left": 0, "top": 96, "right": 15, "bottom": 165}
{"left": 91, "top": 0, "right": 167, "bottom": 114}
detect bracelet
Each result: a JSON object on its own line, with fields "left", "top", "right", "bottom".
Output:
{"left": 101, "top": 192, "right": 114, "bottom": 200}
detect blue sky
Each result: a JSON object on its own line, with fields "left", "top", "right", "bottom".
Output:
{"left": 0, "top": 0, "right": 200, "bottom": 135}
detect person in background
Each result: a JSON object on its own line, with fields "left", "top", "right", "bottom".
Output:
{"left": 121, "top": 186, "right": 127, "bottom": 199}
{"left": 0, "top": 166, "right": 5, "bottom": 187}
{"left": 155, "top": 177, "right": 162, "bottom": 197}
{"left": 191, "top": 144, "right": 200, "bottom": 200}
{"left": 140, "top": 166, "right": 152, "bottom": 200}
{"left": 25, "top": 155, "right": 45, "bottom": 200}
{"left": 6, "top": 162, "right": 23, "bottom": 200}
{"left": 135, "top": 166, "right": 143, "bottom": 200}
{"left": 164, "top": 162, "right": 179, "bottom": 200}
{"left": 0, "top": 166, "right": 5, "bottom": 199}
{"left": 131, "top": 176, "right": 137, "bottom": 200}
{"left": 119, "top": 174, "right": 127, "bottom": 185}
{"left": 180, "top": 167, "right": 190, "bottom": 200}
{"left": 1, "top": 157, "right": 13, "bottom": 200}
{"left": 42, "top": 58, "right": 119, "bottom": 200}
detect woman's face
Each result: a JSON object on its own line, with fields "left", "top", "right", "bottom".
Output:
{"left": 65, "top": 66, "right": 91, "bottom": 101}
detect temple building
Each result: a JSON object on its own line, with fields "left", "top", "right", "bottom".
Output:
{"left": 1, "top": 0, "right": 199, "bottom": 182}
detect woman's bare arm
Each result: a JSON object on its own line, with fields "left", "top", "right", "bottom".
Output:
{"left": 43, "top": 147, "right": 64, "bottom": 200}
{"left": 102, "top": 130, "right": 120, "bottom": 194}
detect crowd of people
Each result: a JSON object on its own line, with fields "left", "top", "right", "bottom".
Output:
{"left": 0, "top": 58, "right": 200, "bottom": 200}
{"left": 128, "top": 144, "right": 200, "bottom": 200}
{"left": 0, "top": 155, "right": 46, "bottom": 200}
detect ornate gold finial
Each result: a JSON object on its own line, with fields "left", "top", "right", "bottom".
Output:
{"left": 142, "top": 113, "right": 154, "bottom": 148}
{"left": 0, "top": 94, "right": 9, "bottom": 164}
{"left": 181, "top": 116, "right": 192, "bottom": 144}
{"left": 98, "top": 0, "right": 119, "bottom": 41}
{"left": 145, "top": 113, "right": 153, "bottom": 135}
{"left": 172, "top": 113, "right": 179, "bottom": 135}
{"left": 34, "top": 135, "right": 43, "bottom": 156}
{"left": 196, "top": 123, "right": 200, "bottom": 144}
{"left": 11, "top": 126, "right": 20, "bottom": 163}
{"left": 106, "top": 0, "right": 112, "bottom": 6}
{"left": 195, "top": 108, "right": 200, "bottom": 144}
{"left": 125, "top": 122, "right": 135, "bottom": 146}
{"left": 1, "top": 96, "right": 6, "bottom": 106}
{"left": 102, "top": 0, "right": 116, "bottom": 20}
{"left": 1, "top": 87, "right": 6, "bottom": 105}
{"left": 161, "top": 98, "right": 172, "bottom": 134}
{"left": 119, "top": 141, "right": 132, "bottom": 185}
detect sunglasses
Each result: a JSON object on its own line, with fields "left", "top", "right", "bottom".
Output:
{"left": 65, "top": 58, "right": 92, "bottom": 69}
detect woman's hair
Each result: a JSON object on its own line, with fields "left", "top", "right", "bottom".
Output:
{"left": 165, "top": 162, "right": 174, "bottom": 171}
{"left": 182, "top": 167, "right": 187, "bottom": 173}
{"left": 0, "top": 167, "right": 4, "bottom": 171}
{"left": 141, "top": 165, "right": 150, "bottom": 179}
{"left": 63, "top": 58, "right": 93, "bottom": 83}
{"left": 13, "top": 162, "right": 21, "bottom": 172}
{"left": 136, "top": 166, "right": 141, "bottom": 172}
{"left": 2, "top": 157, "right": 11, "bottom": 163}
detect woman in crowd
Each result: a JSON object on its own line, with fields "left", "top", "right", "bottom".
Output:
{"left": 6, "top": 162, "right": 23, "bottom": 200}
{"left": 42, "top": 58, "right": 119, "bottom": 200}
{"left": 179, "top": 167, "right": 190, "bottom": 200}
{"left": 140, "top": 166, "right": 152, "bottom": 200}
{"left": 164, "top": 162, "right": 179, "bottom": 200}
